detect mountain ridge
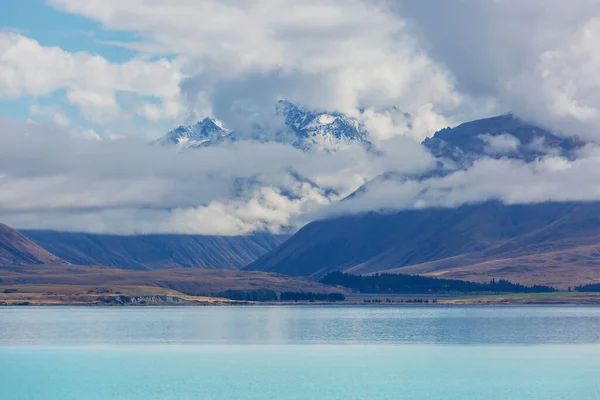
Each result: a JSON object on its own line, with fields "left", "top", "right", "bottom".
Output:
{"left": 23, "top": 230, "right": 288, "bottom": 271}
{"left": 243, "top": 201, "right": 600, "bottom": 288}
{"left": 422, "top": 113, "right": 583, "bottom": 167}
{"left": 0, "top": 223, "right": 64, "bottom": 266}
{"left": 242, "top": 114, "right": 599, "bottom": 287}
{"left": 155, "top": 100, "right": 373, "bottom": 152}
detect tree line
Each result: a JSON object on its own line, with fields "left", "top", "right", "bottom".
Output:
{"left": 574, "top": 283, "right": 600, "bottom": 292}
{"left": 320, "top": 271, "right": 556, "bottom": 294}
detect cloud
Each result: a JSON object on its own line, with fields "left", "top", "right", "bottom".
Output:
{"left": 8, "top": 113, "right": 600, "bottom": 236}
{"left": 4, "top": 0, "right": 600, "bottom": 235}
{"left": 0, "top": 32, "right": 184, "bottom": 130}
{"left": 0, "top": 119, "right": 433, "bottom": 234}
{"left": 0, "top": 33, "right": 181, "bottom": 98}
{"left": 30, "top": 104, "right": 71, "bottom": 127}
{"left": 321, "top": 151, "right": 600, "bottom": 219}
{"left": 14, "top": 0, "right": 600, "bottom": 142}
{"left": 478, "top": 133, "right": 520, "bottom": 155}
{"left": 47, "top": 0, "right": 464, "bottom": 139}
{"left": 397, "top": 0, "right": 600, "bottom": 140}
{"left": 66, "top": 90, "right": 120, "bottom": 123}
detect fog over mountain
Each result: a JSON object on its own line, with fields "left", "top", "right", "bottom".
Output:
{"left": 2, "top": 1, "right": 600, "bottom": 236}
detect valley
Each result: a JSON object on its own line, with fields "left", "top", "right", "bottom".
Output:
{"left": 3, "top": 114, "right": 600, "bottom": 303}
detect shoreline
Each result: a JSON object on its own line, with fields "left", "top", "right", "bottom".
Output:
{"left": 3, "top": 283, "right": 600, "bottom": 306}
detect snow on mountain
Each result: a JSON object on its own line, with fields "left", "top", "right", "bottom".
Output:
{"left": 155, "top": 100, "right": 373, "bottom": 152}
{"left": 275, "top": 100, "right": 372, "bottom": 152}
{"left": 155, "top": 117, "right": 233, "bottom": 148}
{"left": 153, "top": 101, "right": 369, "bottom": 230}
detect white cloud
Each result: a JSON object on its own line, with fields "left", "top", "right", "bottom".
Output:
{"left": 66, "top": 90, "right": 121, "bottom": 123}
{"left": 0, "top": 32, "right": 184, "bottom": 127}
{"left": 478, "top": 133, "right": 520, "bottom": 155}
{"left": 47, "top": 0, "right": 464, "bottom": 135}
{"left": 30, "top": 104, "right": 71, "bottom": 127}
{"left": 398, "top": 0, "right": 600, "bottom": 140}
{"left": 135, "top": 99, "right": 185, "bottom": 122}
{"left": 52, "top": 112, "right": 71, "bottom": 127}
{"left": 361, "top": 103, "right": 454, "bottom": 143}
{"left": 323, "top": 150, "right": 600, "bottom": 219}
{"left": 82, "top": 129, "right": 102, "bottom": 141}
{"left": 0, "top": 119, "right": 432, "bottom": 234}
{"left": 4, "top": 0, "right": 600, "bottom": 235}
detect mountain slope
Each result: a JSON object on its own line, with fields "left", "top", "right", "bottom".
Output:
{"left": 23, "top": 230, "right": 288, "bottom": 271}
{"left": 0, "top": 264, "right": 343, "bottom": 298}
{"left": 423, "top": 113, "right": 582, "bottom": 167}
{"left": 244, "top": 201, "right": 600, "bottom": 287}
{"left": 383, "top": 242, "right": 600, "bottom": 289}
{"left": 0, "top": 223, "right": 64, "bottom": 266}
{"left": 345, "top": 113, "right": 583, "bottom": 201}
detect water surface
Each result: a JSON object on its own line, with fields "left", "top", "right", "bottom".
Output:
{"left": 1, "top": 306, "right": 599, "bottom": 399}
{"left": 2, "top": 305, "right": 600, "bottom": 345}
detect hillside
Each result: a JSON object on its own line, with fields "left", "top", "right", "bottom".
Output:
{"left": 0, "top": 264, "right": 343, "bottom": 297}
{"left": 0, "top": 223, "right": 64, "bottom": 266}
{"left": 244, "top": 201, "right": 600, "bottom": 288}
{"left": 388, "top": 242, "right": 600, "bottom": 289}
{"left": 244, "top": 114, "right": 599, "bottom": 288}
{"left": 23, "top": 231, "right": 287, "bottom": 271}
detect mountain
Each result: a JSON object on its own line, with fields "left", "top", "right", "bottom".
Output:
{"left": 0, "top": 223, "right": 64, "bottom": 266}
{"left": 155, "top": 100, "right": 373, "bottom": 152}
{"left": 244, "top": 114, "right": 600, "bottom": 288}
{"left": 276, "top": 100, "right": 373, "bottom": 152}
{"left": 423, "top": 113, "right": 583, "bottom": 168}
{"left": 244, "top": 201, "right": 600, "bottom": 288}
{"left": 23, "top": 230, "right": 287, "bottom": 271}
{"left": 345, "top": 113, "right": 584, "bottom": 201}
{"left": 156, "top": 117, "right": 232, "bottom": 147}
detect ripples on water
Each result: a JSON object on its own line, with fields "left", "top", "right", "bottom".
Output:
{"left": 2, "top": 305, "right": 600, "bottom": 345}
{"left": 1, "top": 306, "right": 600, "bottom": 400}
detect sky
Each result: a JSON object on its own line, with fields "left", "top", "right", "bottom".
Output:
{"left": 2, "top": 0, "right": 600, "bottom": 235}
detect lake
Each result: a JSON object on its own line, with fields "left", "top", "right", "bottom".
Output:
{"left": 1, "top": 306, "right": 600, "bottom": 399}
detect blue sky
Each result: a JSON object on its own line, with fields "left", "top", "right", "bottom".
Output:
{"left": 1, "top": 0, "right": 136, "bottom": 59}
{"left": 0, "top": 0, "right": 177, "bottom": 139}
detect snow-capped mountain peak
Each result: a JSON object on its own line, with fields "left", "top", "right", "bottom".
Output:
{"left": 156, "top": 101, "right": 373, "bottom": 152}
{"left": 155, "top": 117, "right": 232, "bottom": 148}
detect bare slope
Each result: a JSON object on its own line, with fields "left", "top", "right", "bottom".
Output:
{"left": 23, "top": 230, "right": 287, "bottom": 270}
{"left": 0, "top": 223, "right": 64, "bottom": 266}
{"left": 245, "top": 201, "right": 600, "bottom": 287}
{"left": 0, "top": 264, "right": 342, "bottom": 296}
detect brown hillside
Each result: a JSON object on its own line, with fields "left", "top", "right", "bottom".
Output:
{"left": 0, "top": 264, "right": 343, "bottom": 295}
{"left": 0, "top": 223, "right": 64, "bottom": 266}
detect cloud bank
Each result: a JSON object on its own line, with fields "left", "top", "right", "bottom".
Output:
{"left": 2, "top": 1, "right": 600, "bottom": 234}
{"left": 0, "top": 119, "right": 433, "bottom": 234}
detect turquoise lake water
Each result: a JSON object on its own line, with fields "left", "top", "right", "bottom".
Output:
{"left": 1, "top": 306, "right": 600, "bottom": 399}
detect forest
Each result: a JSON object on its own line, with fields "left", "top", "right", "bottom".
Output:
{"left": 574, "top": 283, "right": 600, "bottom": 292}
{"left": 320, "top": 271, "right": 556, "bottom": 294}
